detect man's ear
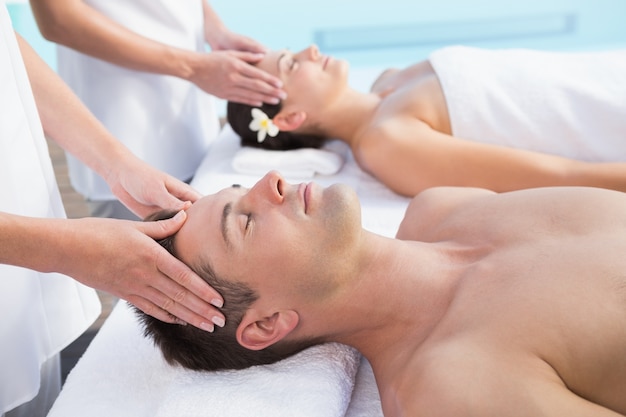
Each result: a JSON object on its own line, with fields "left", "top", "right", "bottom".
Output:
{"left": 236, "top": 310, "right": 299, "bottom": 351}
{"left": 273, "top": 111, "right": 307, "bottom": 132}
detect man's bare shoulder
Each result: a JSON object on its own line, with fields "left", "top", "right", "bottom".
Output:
{"left": 391, "top": 341, "right": 601, "bottom": 417}
{"left": 397, "top": 186, "right": 626, "bottom": 241}
{"left": 396, "top": 187, "right": 495, "bottom": 240}
{"left": 389, "top": 342, "right": 503, "bottom": 416}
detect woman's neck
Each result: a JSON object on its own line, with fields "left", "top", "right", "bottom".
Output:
{"left": 316, "top": 89, "right": 381, "bottom": 147}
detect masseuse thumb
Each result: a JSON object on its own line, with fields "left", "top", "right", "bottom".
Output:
{"left": 143, "top": 210, "right": 187, "bottom": 240}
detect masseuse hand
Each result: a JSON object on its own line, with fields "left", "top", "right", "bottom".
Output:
{"left": 105, "top": 152, "right": 202, "bottom": 219}
{"left": 59, "top": 214, "right": 224, "bottom": 332}
{"left": 195, "top": 25, "right": 285, "bottom": 106}
{"left": 101, "top": 153, "right": 225, "bottom": 331}
{"left": 187, "top": 50, "right": 286, "bottom": 107}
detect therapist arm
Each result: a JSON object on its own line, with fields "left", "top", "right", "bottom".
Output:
{"left": 15, "top": 33, "right": 224, "bottom": 331}
{"left": 17, "top": 33, "right": 199, "bottom": 218}
{"left": 29, "top": 0, "right": 284, "bottom": 106}
{"left": 0, "top": 211, "right": 222, "bottom": 332}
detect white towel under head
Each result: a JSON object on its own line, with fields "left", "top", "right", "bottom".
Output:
{"left": 48, "top": 302, "right": 363, "bottom": 417}
{"left": 155, "top": 342, "right": 361, "bottom": 417}
{"left": 232, "top": 146, "right": 345, "bottom": 178}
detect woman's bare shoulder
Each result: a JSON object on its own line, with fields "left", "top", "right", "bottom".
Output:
{"left": 370, "top": 60, "right": 433, "bottom": 96}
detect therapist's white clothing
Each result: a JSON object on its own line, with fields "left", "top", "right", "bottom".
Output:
{"left": 0, "top": 6, "right": 101, "bottom": 416}
{"left": 58, "top": 0, "right": 220, "bottom": 208}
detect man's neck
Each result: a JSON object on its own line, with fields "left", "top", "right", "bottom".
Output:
{"left": 301, "top": 232, "right": 470, "bottom": 367}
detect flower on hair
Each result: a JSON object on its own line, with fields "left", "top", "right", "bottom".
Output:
{"left": 249, "top": 108, "right": 279, "bottom": 143}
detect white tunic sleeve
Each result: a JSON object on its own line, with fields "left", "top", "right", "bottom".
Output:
{"left": 0, "top": 6, "right": 100, "bottom": 413}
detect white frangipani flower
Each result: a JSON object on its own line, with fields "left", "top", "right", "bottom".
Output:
{"left": 249, "top": 108, "right": 280, "bottom": 143}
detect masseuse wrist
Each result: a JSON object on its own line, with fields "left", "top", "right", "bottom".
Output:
{"left": 168, "top": 48, "right": 205, "bottom": 83}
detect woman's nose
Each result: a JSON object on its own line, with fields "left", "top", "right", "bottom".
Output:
{"left": 248, "top": 170, "right": 284, "bottom": 204}
{"left": 307, "top": 44, "right": 320, "bottom": 60}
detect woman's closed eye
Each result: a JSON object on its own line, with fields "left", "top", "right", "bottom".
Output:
{"left": 245, "top": 214, "right": 253, "bottom": 232}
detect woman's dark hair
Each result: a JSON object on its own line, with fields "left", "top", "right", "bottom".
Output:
{"left": 227, "top": 100, "right": 327, "bottom": 150}
{"left": 136, "top": 210, "right": 323, "bottom": 371}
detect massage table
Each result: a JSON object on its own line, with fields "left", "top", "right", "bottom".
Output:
{"left": 48, "top": 125, "right": 411, "bottom": 417}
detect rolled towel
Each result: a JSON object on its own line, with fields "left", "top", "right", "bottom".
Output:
{"left": 155, "top": 342, "right": 361, "bottom": 417}
{"left": 232, "top": 147, "right": 345, "bottom": 178}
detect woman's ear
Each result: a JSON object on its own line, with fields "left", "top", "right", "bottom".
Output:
{"left": 273, "top": 111, "right": 307, "bottom": 132}
{"left": 236, "top": 310, "right": 299, "bottom": 351}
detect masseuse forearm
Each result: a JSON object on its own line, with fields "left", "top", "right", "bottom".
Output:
{"left": 17, "top": 33, "right": 136, "bottom": 183}
{"left": 0, "top": 212, "right": 72, "bottom": 273}
{"left": 29, "top": 0, "right": 197, "bottom": 79}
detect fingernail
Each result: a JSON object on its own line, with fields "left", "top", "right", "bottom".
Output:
{"left": 212, "top": 316, "right": 225, "bottom": 328}
{"left": 173, "top": 210, "right": 185, "bottom": 220}
{"left": 278, "top": 91, "right": 287, "bottom": 100}
{"left": 200, "top": 322, "right": 215, "bottom": 332}
{"left": 175, "top": 318, "right": 187, "bottom": 326}
{"left": 211, "top": 298, "right": 224, "bottom": 308}
{"left": 269, "top": 97, "right": 280, "bottom": 105}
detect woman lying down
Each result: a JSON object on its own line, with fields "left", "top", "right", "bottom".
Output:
{"left": 227, "top": 44, "right": 626, "bottom": 197}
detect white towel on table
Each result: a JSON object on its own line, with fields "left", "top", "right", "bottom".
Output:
{"left": 156, "top": 342, "right": 361, "bottom": 417}
{"left": 429, "top": 46, "right": 626, "bottom": 162}
{"left": 232, "top": 147, "right": 345, "bottom": 178}
{"left": 49, "top": 302, "right": 362, "bottom": 417}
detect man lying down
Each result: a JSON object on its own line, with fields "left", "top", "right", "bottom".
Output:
{"left": 138, "top": 170, "right": 626, "bottom": 417}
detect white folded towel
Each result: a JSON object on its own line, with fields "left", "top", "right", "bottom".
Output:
{"left": 232, "top": 146, "right": 345, "bottom": 178}
{"left": 155, "top": 342, "right": 361, "bottom": 417}
{"left": 49, "top": 302, "right": 362, "bottom": 417}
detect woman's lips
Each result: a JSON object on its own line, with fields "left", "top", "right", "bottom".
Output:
{"left": 301, "top": 182, "right": 313, "bottom": 213}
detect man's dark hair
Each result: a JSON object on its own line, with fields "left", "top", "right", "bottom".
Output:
{"left": 136, "top": 210, "right": 322, "bottom": 371}
{"left": 227, "top": 100, "right": 326, "bottom": 150}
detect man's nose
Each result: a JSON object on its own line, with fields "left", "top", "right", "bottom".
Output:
{"left": 249, "top": 170, "right": 284, "bottom": 204}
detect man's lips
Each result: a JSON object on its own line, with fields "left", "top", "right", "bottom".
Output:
{"left": 300, "top": 182, "right": 312, "bottom": 213}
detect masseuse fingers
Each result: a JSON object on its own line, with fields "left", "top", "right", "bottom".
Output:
{"left": 128, "top": 295, "right": 181, "bottom": 325}
{"left": 239, "top": 65, "right": 286, "bottom": 98}
{"left": 153, "top": 249, "right": 225, "bottom": 330}
{"left": 230, "top": 50, "right": 284, "bottom": 90}
{"left": 128, "top": 277, "right": 224, "bottom": 332}
{"left": 228, "top": 86, "right": 283, "bottom": 107}
{"left": 129, "top": 294, "right": 216, "bottom": 332}
{"left": 230, "top": 91, "right": 272, "bottom": 107}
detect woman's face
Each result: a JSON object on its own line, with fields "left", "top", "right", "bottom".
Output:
{"left": 256, "top": 45, "right": 350, "bottom": 115}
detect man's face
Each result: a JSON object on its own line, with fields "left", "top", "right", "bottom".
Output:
{"left": 256, "top": 45, "right": 349, "bottom": 116}
{"left": 174, "top": 171, "right": 361, "bottom": 300}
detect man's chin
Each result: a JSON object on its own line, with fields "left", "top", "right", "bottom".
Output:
{"left": 324, "top": 183, "right": 361, "bottom": 223}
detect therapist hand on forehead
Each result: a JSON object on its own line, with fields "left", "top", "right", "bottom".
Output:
{"left": 30, "top": 0, "right": 286, "bottom": 107}
{"left": 7, "top": 33, "right": 225, "bottom": 332}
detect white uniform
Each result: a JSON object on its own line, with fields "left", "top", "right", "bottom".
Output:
{"left": 58, "top": 0, "right": 220, "bottom": 204}
{"left": 429, "top": 46, "right": 626, "bottom": 161}
{"left": 0, "top": 6, "right": 101, "bottom": 416}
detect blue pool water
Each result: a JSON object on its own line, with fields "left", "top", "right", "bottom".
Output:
{"left": 7, "top": 0, "right": 626, "bottom": 91}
